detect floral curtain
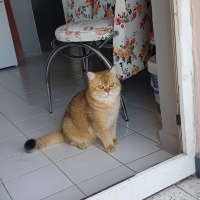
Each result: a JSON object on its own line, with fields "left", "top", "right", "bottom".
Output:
{"left": 113, "top": 0, "right": 152, "bottom": 80}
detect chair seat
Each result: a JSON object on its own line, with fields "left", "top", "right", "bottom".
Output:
{"left": 55, "top": 17, "right": 114, "bottom": 42}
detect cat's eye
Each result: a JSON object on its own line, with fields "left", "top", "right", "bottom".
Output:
{"left": 98, "top": 85, "right": 104, "bottom": 89}
{"left": 109, "top": 83, "right": 114, "bottom": 87}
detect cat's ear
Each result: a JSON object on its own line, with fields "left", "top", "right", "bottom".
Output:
{"left": 110, "top": 67, "right": 117, "bottom": 75}
{"left": 87, "top": 72, "right": 96, "bottom": 82}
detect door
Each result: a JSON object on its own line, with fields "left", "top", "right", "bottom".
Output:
{"left": 31, "top": 0, "right": 65, "bottom": 51}
{"left": 0, "top": 0, "right": 17, "bottom": 68}
{"left": 86, "top": 0, "right": 196, "bottom": 199}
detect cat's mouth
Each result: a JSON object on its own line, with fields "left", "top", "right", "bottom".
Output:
{"left": 102, "top": 93, "right": 111, "bottom": 97}
{"left": 96, "top": 91, "right": 119, "bottom": 99}
{"left": 102, "top": 92, "right": 118, "bottom": 98}
{"left": 96, "top": 94, "right": 110, "bottom": 99}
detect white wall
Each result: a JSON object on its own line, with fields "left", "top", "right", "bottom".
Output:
{"left": 192, "top": 0, "right": 200, "bottom": 153}
{"left": 151, "top": 0, "right": 180, "bottom": 153}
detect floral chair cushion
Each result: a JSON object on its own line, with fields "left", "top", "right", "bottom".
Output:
{"left": 55, "top": 17, "right": 114, "bottom": 42}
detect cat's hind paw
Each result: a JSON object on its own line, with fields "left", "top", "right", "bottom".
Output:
{"left": 24, "top": 139, "right": 36, "bottom": 153}
{"left": 105, "top": 145, "right": 115, "bottom": 153}
{"left": 70, "top": 141, "right": 89, "bottom": 149}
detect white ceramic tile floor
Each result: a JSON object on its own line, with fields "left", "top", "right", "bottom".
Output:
{"left": 25, "top": 123, "right": 61, "bottom": 139}
{"left": 77, "top": 165, "right": 135, "bottom": 196}
{"left": 38, "top": 97, "right": 72, "bottom": 113}
{"left": 0, "top": 184, "right": 12, "bottom": 200}
{"left": 0, "top": 151, "right": 51, "bottom": 182}
{"left": 118, "top": 109, "right": 161, "bottom": 132}
{"left": 4, "top": 164, "right": 73, "bottom": 200}
{"left": 0, "top": 114, "right": 22, "bottom": 141}
{"left": 1, "top": 106, "right": 44, "bottom": 124}
{"left": 0, "top": 51, "right": 194, "bottom": 200}
{"left": 137, "top": 122, "right": 162, "bottom": 143}
{"left": 43, "top": 142, "right": 96, "bottom": 162}
{"left": 0, "top": 135, "right": 27, "bottom": 160}
{"left": 126, "top": 150, "right": 174, "bottom": 173}
{"left": 42, "top": 186, "right": 85, "bottom": 200}
{"left": 14, "top": 114, "right": 58, "bottom": 133}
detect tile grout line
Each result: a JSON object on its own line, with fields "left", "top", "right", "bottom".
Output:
{"left": 1, "top": 182, "right": 13, "bottom": 200}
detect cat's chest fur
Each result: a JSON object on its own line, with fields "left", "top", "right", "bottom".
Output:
{"left": 91, "top": 96, "right": 120, "bottom": 128}
{"left": 107, "top": 101, "right": 120, "bottom": 127}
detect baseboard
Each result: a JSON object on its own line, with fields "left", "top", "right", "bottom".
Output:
{"left": 159, "top": 129, "right": 180, "bottom": 154}
{"left": 195, "top": 154, "right": 200, "bottom": 178}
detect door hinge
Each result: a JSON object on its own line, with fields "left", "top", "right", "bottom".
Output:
{"left": 176, "top": 114, "right": 181, "bottom": 125}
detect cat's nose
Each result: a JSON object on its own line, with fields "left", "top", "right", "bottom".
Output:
{"left": 105, "top": 88, "right": 110, "bottom": 93}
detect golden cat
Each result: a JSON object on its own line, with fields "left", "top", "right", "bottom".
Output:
{"left": 24, "top": 67, "right": 121, "bottom": 153}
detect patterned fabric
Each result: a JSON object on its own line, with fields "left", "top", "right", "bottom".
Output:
{"left": 55, "top": 17, "right": 114, "bottom": 42}
{"left": 61, "top": 0, "right": 152, "bottom": 80}
{"left": 93, "top": 0, "right": 115, "bottom": 18}
{"left": 113, "top": 0, "right": 152, "bottom": 80}
{"left": 66, "top": 0, "right": 93, "bottom": 23}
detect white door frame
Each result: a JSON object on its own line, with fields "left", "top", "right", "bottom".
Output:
{"left": 87, "top": 0, "right": 196, "bottom": 199}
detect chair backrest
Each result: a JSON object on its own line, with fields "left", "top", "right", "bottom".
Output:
{"left": 62, "top": 0, "right": 115, "bottom": 23}
{"left": 93, "top": 0, "right": 115, "bottom": 19}
{"left": 66, "top": 0, "right": 93, "bottom": 23}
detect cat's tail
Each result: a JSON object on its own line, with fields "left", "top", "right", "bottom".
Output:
{"left": 24, "top": 131, "right": 65, "bottom": 153}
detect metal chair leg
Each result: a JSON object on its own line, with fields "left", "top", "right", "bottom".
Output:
{"left": 45, "top": 47, "right": 62, "bottom": 113}
{"left": 46, "top": 81, "right": 53, "bottom": 113}
{"left": 121, "top": 96, "right": 129, "bottom": 121}
{"left": 81, "top": 47, "right": 89, "bottom": 72}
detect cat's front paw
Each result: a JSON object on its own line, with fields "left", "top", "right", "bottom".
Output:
{"left": 78, "top": 143, "right": 89, "bottom": 149}
{"left": 113, "top": 138, "right": 119, "bottom": 145}
{"left": 105, "top": 145, "right": 115, "bottom": 153}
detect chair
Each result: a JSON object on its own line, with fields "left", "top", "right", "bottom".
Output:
{"left": 45, "top": 0, "right": 152, "bottom": 121}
